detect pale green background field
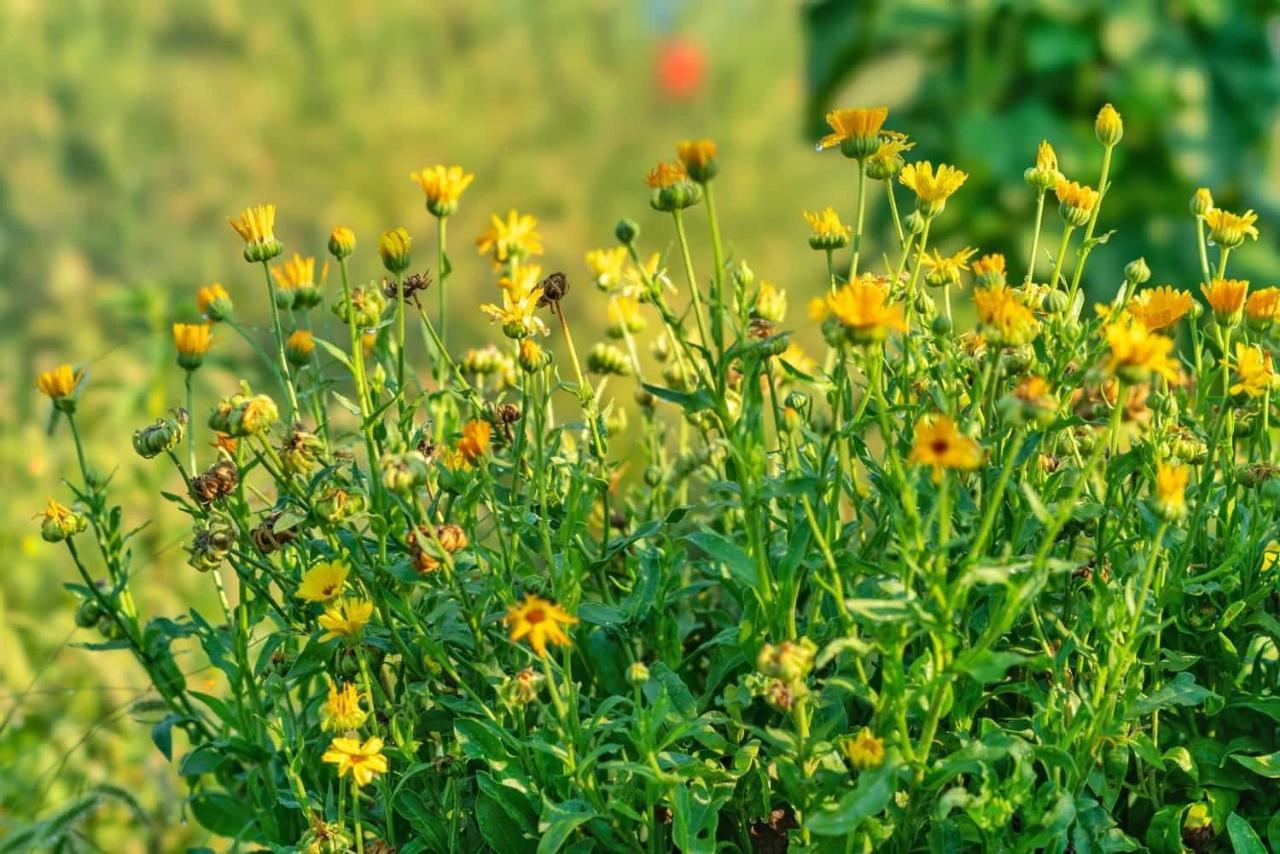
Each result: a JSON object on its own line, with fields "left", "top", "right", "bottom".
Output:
{"left": 2, "top": 0, "right": 1276, "bottom": 849}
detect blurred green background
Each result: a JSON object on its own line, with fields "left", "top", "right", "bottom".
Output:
{"left": 2, "top": 0, "right": 1276, "bottom": 849}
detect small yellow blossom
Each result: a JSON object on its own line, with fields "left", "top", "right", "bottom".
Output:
{"left": 296, "top": 560, "right": 350, "bottom": 603}
{"left": 506, "top": 594, "right": 577, "bottom": 658}
{"left": 1126, "top": 287, "right": 1193, "bottom": 332}
{"left": 476, "top": 210, "right": 543, "bottom": 267}
{"left": 1246, "top": 287, "right": 1280, "bottom": 327}
{"left": 1230, "top": 343, "right": 1275, "bottom": 398}
{"left": 228, "top": 204, "right": 282, "bottom": 261}
{"left": 285, "top": 329, "right": 315, "bottom": 366}
{"left": 173, "top": 323, "right": 213, "bottom": 370}
{"left": 818, "top": 107, "right": 889, "bottom": 156}
{"left": 802, "top": 207, "right": 852, "bottom": 250}
{"left": 1095, "top": 103, "right": 1124, "bottom": 146}
{"left": 1103, "top": 319, "right": 1178, "bottom": 384}
{"left": 328, "top": 225, "right": 357, "bottom": 259}
{"left": 1204, "top": 208, "right": 1259, "bottom": 249}
{"left": 841, "top": 729, "right": 886, "bottom": 771}
{"left": 318, "top": 598, "right": 374, "bottom": 643}
{"left": 481, "top": 264, "right": 550, "bottom": 338}
{"left": 922, "top": 247, "right": 978, "bottom": 290}
{"left": 36, "top": 364, "right": 81, "bottom": 400}
{"left": 457, "top": 419, "right": 491, "bottom": 464}
{"left": 971, "top": 253, "right": 1007, "bottom": 287}
{"left": 973, "top": 285, "right": 1039, "bottom": 346}
{"left": 586, "top": 247, "right": 629, "bottom": 291}
{"left": 322, "top": 736, "right": 388, "bottom": 787}
{"left": 823, "top": 275, "right": 907, "bottom": 345}
{"left": 644, "top": 160, "right": 690, "bottom": 189}
{"left": 197, "top": 283, "right": 233, "bottom": 321}
{"left": 1153, "top": 462, "right": 1189, "bottom": 520}
{"left": 410, "top": 164, "right": 475, "bottom": 217}
{"left": 899, "top": 162, "right": 968, "bottom": 212}
{"left": 1055, "top": 179, "right": 1099, "bottom": 226}
{"left": 607, "top": 295, "right": 646, "bottom": 336}
{"left": 909, "top": 415, "right": 983, "bottom": 480}
{"left": 320, "top": 681, "right": 367, "bottom": 732}
{"left": 1201, "top": 277, "right": 1248, "bottom": 325}
{"left": 676, "top": 139, "right": 718, "bottom": 181}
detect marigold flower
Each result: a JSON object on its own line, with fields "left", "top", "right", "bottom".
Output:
{"left": 1204, "top": 208, "right": 1259, "bottom": 249}
{"left": 973, "top": 285, "right": 1038, "bottom": 346}
{"left": 841, "top": 729, "right": 885, "bottom": 771}
{"left": 197, "top": 283, "right": 233, "bottom": 321}
{"left": 318, "top": 598, "right": 374, "bottom": 643}
{"left": 823, "top": 275, "right": 906, "bottom": 345}
{"left": 297, "top": 560, "right": 350, "bottom": 603}
{"left": 458, "top": 419, "right": 491, "bottom": 464}
{"left": 909, "top": 415, "right": 983, "bottom": 480}
{"left": 1055, "top": 179, "right": 1099, "bottom": 227}
{"left": 1245, "top": 287, "right": 1280, "bottom": 328}
{"left": 322, "top": 736, "right": 388, "bottom": 787}
{"left": 899, "top": 161, "right": 968, "bottom": 215}
{"left": 506, "top": 593, "right": 577, "bottom": 657}
{"left": 818, "top": 107, "right": 889, "bottom": 159}
{"left": 228, "top": 203, "right": 282, "bottom": 262}
{"left": 1126, "top": 286, "right": 1193, "bottom": 332}
{"left": 1095, "top": 103, "right": 1124, "bottom": 146}
{"left": 1230, "top": 343, "right": 1275, "bottom": 398}
{"left": 320, "top": 681, "right": 367, "bottom": 732}
{"left": 410, "top": 164, "right": 475, "bottom": 217}
{"left": 586, "top": 247, "right": 629, "bottom": 292}
{"left": 645, "top": 161, "right": 701, "bottom": 211}
{"left": 803, "top": 207, "right": 852, "bottom": 251}
{"left": 36, "top": 364, "right": 81, "bottom": 401}
{"left": 676, "top": 139, "right": 718, "bottom": 182}
{"left": 172, "top": 323, "right": 213, "bottom": 371}
{"left": 971, "top": 253, "right": 1006, "bottom": 287}
{"left": 1200, "top": 277, "right": 1248, "bottom": 326}
{"left": 922, "top": 247, "right": 978, "bottom": 290}
{"left": 1153, "top": 462, "right": 1189, "bottom": 521}
{"left": 1103, "top": 319, "right": 1178, "bottom": 384}
{"left": 476, "top": 209, "right": 544, "bottom": 267}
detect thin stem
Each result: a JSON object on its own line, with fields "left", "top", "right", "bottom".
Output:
{"left": 260, "top": 261, "right": 300, "bottom": 420}
{"left": 849, "top": 159, "right": 868, "bottom": 280}
{"left": 1024, "top": 190, "right": 1046, "bottom": 284}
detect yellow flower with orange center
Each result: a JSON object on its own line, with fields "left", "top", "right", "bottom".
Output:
{"left": 36, "top": 364, "right": 80, "bottom": 400}
{"left": 296, "top": 560, "right": 349, "bottom": 603}
{"left": 908, "top": 415, "right": 982, "bottom": 481}
{"left": 1103, "top": 319, "right": 1178, "bottom": 384}
{"left": 899, "top": 162, "right": 968, "bottom": 212}
{"left": 321, "top": 736, "right": 388, "bottom": 787}
{"left": 506, "top": 594, "right": 577, "bottom": 658}
{"left": 1201, "top": 277, "right": 1248, "bottom": 325}
{"left": 972, "top": 285, "right": 1039, "bottom": 346}
{"left": 1204, "top": 207, "right": 1259, "bottom": 249}
{"left": 818, "top": 107, "right": 889, "bottom": 156}
{"left": 410, "top": 164, "right": 474, "bottom": 216}
{"left": 1230, "top": 343, "right": 1275, "bottom": 398}
{"left": 476, "top": 210, "right": 544, "bottom": 267}
{"left": 822, "top": 275, "right": 907, "bottom": 345}
{"left": 1125, "top": 286, "right": 1193, "bottom": 332}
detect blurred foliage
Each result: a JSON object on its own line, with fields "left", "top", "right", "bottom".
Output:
{"left": 804, "top": 0, "right": 1280, "bottom": 294}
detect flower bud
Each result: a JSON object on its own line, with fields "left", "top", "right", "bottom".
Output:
{"left": 587, "top": 343, "right": 631, "bottom": 376}
{"left": 133, "top": 415, "right": 185, "bottom": 459}
{"left": 197, "top": 284, "right": 234, "bottom": 322}
{"left": 37, "top": 498, "right": 88, "bottom": 542}
{"left": 904, "top": 210, "right": 926, "bottom": 235}
{"left": 230, "top": 395, "right": 279, "bottom": 436}
{"left": 378, "top": 227, "right": 413, "bottom": 274}
{"left": 329, "top": 226, "right": 356, "bottom": 259}
{"left": 1095, "top": 103, "right": 1123, "bottom": 147}
{"left": 1123, "top": 257, "right": 1150, "bottom": 286}
{"left": 380, "top": 451, "right": 428, "bottom": 494}
{"left": 1189, "top": 188, "right": 1213, "bottom": 218}
{"left": 614, "top": 218, "right": 640, "bottom": 245}
{"left": 285, "top": 329, "right": 316, "bottom": 368}
{"left": 333, "top": 284, "right": 388, "bottom": 329}
{"left": 519, "top": 338, "right": 553, "bottom": 373}
{"left": 74, "top": 596, "right": 104, "bottom": 628}
{"left": 314, "top": 485, "right": 366, "bottom": 523}
{"left": 627, "top": 661, "right": 651, "bottom": 685}
{"left": 676, "top": 139, "right": 718, "bottom": 183}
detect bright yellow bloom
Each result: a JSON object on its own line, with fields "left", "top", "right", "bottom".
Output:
{"left": 296, "top": 560, "right": 350, "bottom": 603}
{"left": 909, "top": 415, "right": 983, "bottom": 480}
{"left": 1126, "top": 286, "right": 1193, "bottom": 332}
{"left": 866, "top": 132, "right": 915, "bottom": 177}
{"left": 922, "top": 247, "right": 978, "bottom": 289}
{"left": 1204, "top": 208, "right": 1259, "bottom": 249}
{"left": 273, "top": 254, "right": 326, "bottom": 291}
{"left": 458, "top": 419, "right": 491, "bottom": 464}
{"left": 1153, "top": 462, "right": 1189, "bottom": 520}
{"left": 481, "top": 264, "right": 549, "bottom": 338}
{"left": 1055, "top": 179, "right": 1099, "bottom": 223}
{"left": 644, "top": 160, "right": 689, "bottom": 189}
{"left": 410, "top": 164, "right": 475, "bottom": 216}
{"left": 973, "top": 285, "right": 1038, "bottom": 346}
{"left": 320, "top": 681, "right": 367, "bottom": 732}
{"left": 840, "top": 729, "right": 885, "bottom": 771}
{"left": 318, "top": 598, "right": 374, "bottom": 643}
{"left": 898, "top": 161, "right": 968, "bottom": 206}
{"left": 227, "top": 203, "right": 277, "bottom": 246}
{"left": 971, "top": 253, "right": 1007, "bottom": 287}
{"left": 36, "top": 364, "right": 80, "bottom": 400}
{"left": 676, "top": 139, "right": 718, "bottom": 181}
{"left": 173, "top": 323, "right": 213, "bottom": 369}
{"left": 1103, "top": 319, "right": 1178, "bottom": 384}
{"left": 506, "top": 594, "right": 577, "bottom": 658}
{"left": 823, "top": 275, "right": 907, "bottom": 344}
{"left": 197, "top": 283, "right": 232, "bottom": 319}
{"left": 285, "top": 329, "right": 315, "bottom": 365}
{"left": 752, "top": 281, "right": 787, "bottom": 323}
{"left": 1246, "top": 287, "right": 1280, "bottom": 325}
{"left": 586, "top": 247, "right": 629, "bottom": 291}
{"left": 818, "top": 107, "right": 889, "bottom": 151}
{"left": 802, "top": 207, "right": 852, "bottom": 249}
{"left": 476, "top": 210, "right": 543, "bottom": 267}
{"left": 322, "top": 736, "right": 388, "bottom": 787}
{"left": 607, "top": 295, "right": 646, "bottom": 335}
{"left": 1201, "top": 278, "right": 1248, "bottom": 324}
{"left": 1036, "top": 140, "right": 1058, "bottom": 173}
{"left": 1230, "top": 343, "right": 1275, "bottom": 398}
{"left": 1095, "top": 103, "right": 1124, "bottom": 146}
{"left": 328, "top": 225, "right": 357, "bottom": 259}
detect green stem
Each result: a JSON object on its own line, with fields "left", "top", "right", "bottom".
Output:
{"left": 1024, "top": 190, "right": 1046, "bottom": 284}
{"left": 260, "top": 261, "right": 300, "bottom": 420}
{"left": 849, "top": 158, "right": 868, "bottom": 280}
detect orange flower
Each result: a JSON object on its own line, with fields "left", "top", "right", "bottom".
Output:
{"left": 908, "top": 415, "right": 983, "bottom": 481}
{"left": 818, "top": 107, "right": 889, "bottom": 153}
{"left": 1126, "top": 287, "right": 1193, "bottom": 331}
{"left": 1201, "top": 278, "right": 1248, "bottom": 324}
{"left": 458, "top": 419, "right": 491, "bottom": 464}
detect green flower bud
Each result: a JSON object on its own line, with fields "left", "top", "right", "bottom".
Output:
{"left": 614, "top": 218, "right": 640, "bottom": 245}
{"left": 380, "top": 451, "right": 428, "bottom": 494}
{"left": 378, "top": 227, "right": 413, "bottom": 274}
{"left": 587, "top": 343, "right": 631, "bottom": 376}
{"left": 186, "top": 517, "right": 235, "bottom": 573}
{"left": 1124, "top": 257, "right": 1151, "bottom": 286}
{"left": 132, "top": 415, "right": 185, "bottom": 460}
{"left": 38, "top": 499, "right": 87, "bottom": 542}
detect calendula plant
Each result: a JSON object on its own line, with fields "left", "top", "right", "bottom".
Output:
{"left": 33, "top": 103, "right": 1280, "bottom": 853}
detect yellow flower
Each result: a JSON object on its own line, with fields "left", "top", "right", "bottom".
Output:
{"left": 172, "top": 323, "right": 213, "bottom": 370}
{"left": 1126, "top": 287, "right": 1193, "bottom": 332}
{"left": 586, "top": 247, "right": 630, "bottom": 291}
{"left": 320, "top": 681, "right": 367, "bottom": 732}
{"left": 823, "top": 275, "right": 907, "bottom": 345}
{"left": 36, "top": 364, "right": 81, "bottom": 400}
{"left": 865, "top": 131, "right": 914, "bottom": 179}
{"left": 644, "top": 160, "right": 690, "bottom": 189}
{"left": 676, "top": 139, "right": 718, "bottom": 182}
{"left": 321, "top": 736, "right": 388, "bottom": 787}
{"left": 296, "top": 560, "right": 350, "bottom": 603}
{"left": 802, "top": 207, "right": 852, "bottom": 250}
{"left": 378, "top": 227, "right": 413, "bottom": 275}
{"left": 1055, "top": 179, "right": 1099, "bottom": 227}
{"left": 197, "top": 283, "right": 233, "bottom": 321}
{"left": 318, "top": 598, "right": 374, "bottom": 643}
{"left": 458, "top": 419, "right": 491, "bottom": 464}
{"left": 607, "top": 295, "right": 646, "bottom": 337}
{"left": 840, "top": 729, "right": 886, "bottom": 771}
{"left": 1095, "top": 103, "right": 1124, "bottom": 146}
{"left": 972, "top": 285, "right": 1038, "bottom": 346}
{"left": 1204, "top": 208, "right": 1258, "bottom": 249}
{"left": 1201, "top": 277, "right": 1248, "bottom": 325}
{"left": 908, "top": 415, "right": 983, "bottom": 480}
{"left": 922, "top": 247, "right": 978, "bottom": 290}
{"left": 898, "top": 161, "right": 968, "bottom": 213}
{"left": 285, "top": 329, "right": 316, "bottom": 367}
{"left": 328, "top": 225, "right": 357, "bottom": 259}
{"left": 1190, "top": 187, "right": 1214, "bottom": 218}
{"left": 410, "top": 164, "right": 475, "bottom": 217}
{"left": 1153, "top": 462, "right": 1189, "bottom": 521}
{"left": 476, "top": 210, "right": 543, "bottom": 267}
{"left": 752, "top": 281, "right": 787, "bottom": 323}
{"left": 1025, "top": 140, "right": 1061, "bottom": 191}
{"left": 481, "top": 264, "right": 549, "bottom": 338}
{"left": 818, "top": 107, "right": 889, "bottom": 157}
{"left": 1230, "top": 343, "right": 1275, "bottom": 398}
{"left": 1103, "top": 319, "right": 1178, "bottom": 384}
{"left": 506, "top": 594, "right": 577, "bottom": 658}
{"left": 1262, "top": 541, "right": 1280, "bottom": 573}
{"left": 1245, "top": 287, "right": 1280, "bottom": 327}
{"left": 971, "top": 253, "right": 1007, "bottom": 287}
{"left": 1036, "top": 140, "right": 1058, "bottom": 173}
{"left": 272, "top": 254, "right": 327, "bottom": 309}
{"left": 228, "top": 204, "right": 282, "bottom": 261}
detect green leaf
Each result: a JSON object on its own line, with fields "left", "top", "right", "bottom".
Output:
{"left": 150, "top": 713, "right": 182, "bottom": 761}
{"left": 1128, "top": 672, "right": 1218, "bottom": 718}
{"left": 642, "top": 382, "right": 715, "bottom": 414}
{"left": 687, "top": 530, "right": 757, "bottom": 591}
{"left": 537, "top": 800, "right": 595, "bottom": 854}
{"left": 477, "top": 792, "right": 528, "bottom": 850}
{"left": 179, "top": 744, "right": 225, "bottom": 777}
{"left": 1231, "top": 751, "right": 1280, "bottom": 779}
{"left": 954, "top": 649, "right": 1033, "bottom": 683}
{"left": 189, "top": 792, "right": 256, "bottom": 839}
{"left": 806, "top": 763, "right": 896, "bottom": 836}
{"left": 672, "top": 780, "right": 720, "bottom": 854}
{"left": 1227, "top": 812, "right": 1268, "bottom": 854}
{"left": 313, "top": 337, "right": 354, "bottom": 370}
{"left": 331, "top": 391, "right": 363, "bottom": 417}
